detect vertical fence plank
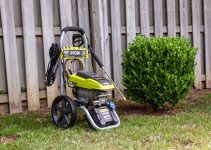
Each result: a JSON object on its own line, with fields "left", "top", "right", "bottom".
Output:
{"left": 167, "top": 0, "right": 176, "bottom": 37}
{"left": 59, "top": 0, "right": 74, "bottom": 98}
{"left": 78, "top": 0, "right": 93, "bottom": 72}
{"left": 100, "top": 0, "right": 110, "bottom": 77}
{"left": 179, "top": 0, "right": 188, "bottom": 38}
{"left": 204, "top": 0, "right": 211, "bottom": 88}
{"left": 21, "top": 0, "right": 40, "bottom": 110}
{"left": 110, "top": 0, "right": 123, "bottom": 99}
{"left": 154, "top": 0, "right": 163, "bottom": 36}
{"left": 90, "top": 0, "right": 111, "bottom": 76}
{"left": 40, "top": 0, "right": 58, "bottom": 107}
{"left": 192, "top": 0, "right": 201, "bottom": 89}
{"left": 126, "top": 0, "right": 136, "bottom": 44}
{"left": 0, "top": 38, "right": 7, "bottom": 93}
{"left": 0, "top": 0, "right": 22, "bottom": 113}
{"left": 140, "top": 0, "right": 150, "bottom": 37}
{"left": 72, "top": 0, "right": 78, "bottom": 26}
{"left": 59, "top": 0, "right": 73, "bottom": 29}
{"left": 78, "top": 0, "right": 90, "bottom": 39}
{"left": 90, "top": 0, "right": 102, "bottom": 73}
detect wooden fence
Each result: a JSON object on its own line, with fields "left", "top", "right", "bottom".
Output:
{"left": 0, "top": 0, "right": 211, "bottom": 113}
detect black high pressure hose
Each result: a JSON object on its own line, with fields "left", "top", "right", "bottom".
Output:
{"left": 45, "top": 43, "right": 61, "bottom": 86}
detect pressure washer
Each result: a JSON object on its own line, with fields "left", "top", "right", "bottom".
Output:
{"left": 45, "top": 26, "right": 126, "bottom": 130}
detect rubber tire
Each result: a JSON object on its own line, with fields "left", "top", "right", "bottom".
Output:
{"left": 51, "top": 95, "right": 76, "bottom": 128}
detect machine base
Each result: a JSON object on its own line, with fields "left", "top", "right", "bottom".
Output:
{"left": 80, "top": 106, "right": 120, "bottom": 130}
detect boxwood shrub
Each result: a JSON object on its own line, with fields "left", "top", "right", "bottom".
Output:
{"left": 122, "top": 36, "right": 197, "bottom": 108}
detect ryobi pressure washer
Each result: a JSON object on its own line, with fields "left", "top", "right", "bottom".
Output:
{"left": 45, "top": 26, "right": 126, "bottom": 130}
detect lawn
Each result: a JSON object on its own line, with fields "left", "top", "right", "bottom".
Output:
{"left": 0, "top": 90, "right": 211, "bottom": 150}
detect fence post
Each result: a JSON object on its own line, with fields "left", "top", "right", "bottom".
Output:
{"left": 204, "top": 0, "right": 211, "bottom": 88}
{"left": 126, "top": 0, "right": 136, "bottom": 44}
{"left": 40, "top": 0, "right": 59, "bottom": 107}
{"left": 140, "top": 0, "right": 150, "bottom": 37}
{"left": 59, "top": 0, "right": 74, "bottom": 98}
{"left": 167, "top": 0, "right": 176, "bottom": 37}
{"left": 192, "top": 0, "right": 201, "bottom": 89}
{"left": 110, "top": 0, "right": 123, "bottom": 99}
{"left": 154, "top": 0, "right": 163, "bottom": 36}
{"left": 179, "top": 0, "right": 188, "bottom": 38}
{"left": 89, "top": 0, "right": 111, "bottom": 77}
{"left": 21, "top": 0, "right": 40, "bottom": 110}
{"left": 0, "top": 0, "right": 22, "bottom": 113}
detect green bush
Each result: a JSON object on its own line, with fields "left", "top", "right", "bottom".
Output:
{"left": 122, "top": 36, "right": 197, "bottom": 108}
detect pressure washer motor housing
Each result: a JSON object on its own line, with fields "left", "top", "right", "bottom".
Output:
{"left": 45, "top": 26, "right": 125, "bottom": 130}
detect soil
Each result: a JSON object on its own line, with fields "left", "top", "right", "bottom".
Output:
{"left": 188, "top": 88, "right": 211, "bottom": 98}
{"left": 116, "top": 100, "right": 182, "bottom": 116}
{"left": 116, "top": 88, "right": 211, "bottom": 116}
{"left": 0, "top": 135, "right": 19, "bottom": 144}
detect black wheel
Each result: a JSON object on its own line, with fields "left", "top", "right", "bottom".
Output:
{"left": 51, "top": 95, "right": 76, "bottom": 128}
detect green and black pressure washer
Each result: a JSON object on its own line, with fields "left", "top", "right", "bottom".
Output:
{"left": 45, "top": 26, "right": 126, "bottom": 130}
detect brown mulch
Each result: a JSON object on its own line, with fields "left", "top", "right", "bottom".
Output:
{"left": 188, "top": 88, "right": 211, "bottom": 98}
{"left": 117, "top": 89, "right": 211, "bottom": 116}
{"left": 116, "top": 100, "right": 183, "bottom": 116}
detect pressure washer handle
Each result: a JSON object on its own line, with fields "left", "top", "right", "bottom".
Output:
{"left": 61, "top": 26, "right": 85, "bottom": 35}
{"left": 88, "top": 45, "right": 126, "bottom": 100}
{"left": 88, "top": 46, "right": 104, "bottom": 68}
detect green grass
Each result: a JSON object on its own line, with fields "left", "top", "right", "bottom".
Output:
{"left": 0, "top": 93, "right": 211, "bottom": 150}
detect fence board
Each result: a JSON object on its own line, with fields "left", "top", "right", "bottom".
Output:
{"left": 0, "top": 37, "right": 7, "bottom": 93}
{"left": 89, "top": 0, "right": 102, "bottom": 74}
{"left": 204, "top": 0, "right": 211, "bottom": 88}
{"left": 59, "top": 0, "right": 73, "bottom": 29}
{"left": 90, "top": 0, "right": 111, "bottom": 76}
{"left": 33, "top": 0, "right": 42, "bottom": 27}
{"left": 13, "top": 0, "right": 22, "bottom": 27}
{"left": 59, "top": 0, "right": 74, "bottom": 97}
{"left": 21, "top": 0, "right": 40, "bottom": 110}
{"left": 72, "top": 0, "right": 78, "bottom": 26}
{"left": 100, "top": 0, "right": 111, "bottom": 77}
{"left": 40, "top": 0, "right": 58, "bottom": 107}
{"left": 179, "top": 0, "right": 188, "bottom": 38}
{"left": 0, "top": 0, "right": 22, "bottom": 113}
{"left": 16, "top": 37, "right": 26, "bottom": 90}
{"left": 53, "top": 0, "right": 60, "bottom": 27}
{"left": 36, "top": 36, "right": 45, "bottom": 90}
{"left": 78, "top": 0, "right": 90, "bottom": 39}
{"left": 167, "top": 0, "right": 176, "bottom": 37}
{"left": 140, "top": 0, "right": 150, "bottom": 37}
{"left": 126, "top": 0, "right": 136, "bottom": 44}
{"left": 192, "top": 0, "right": 201, "bottom": 89}
{"left": 77, "top": 0, "right": 93, "bottom": 71}
{"left": 110, "top": 0, "right": 123, "bottom": 99}
{"left": 154, "top": 0, "right": 163, "bottom": 36}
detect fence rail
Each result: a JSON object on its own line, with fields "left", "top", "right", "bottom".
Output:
{"left": 0, "top": 0, "right": 211, "bottom": 113}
